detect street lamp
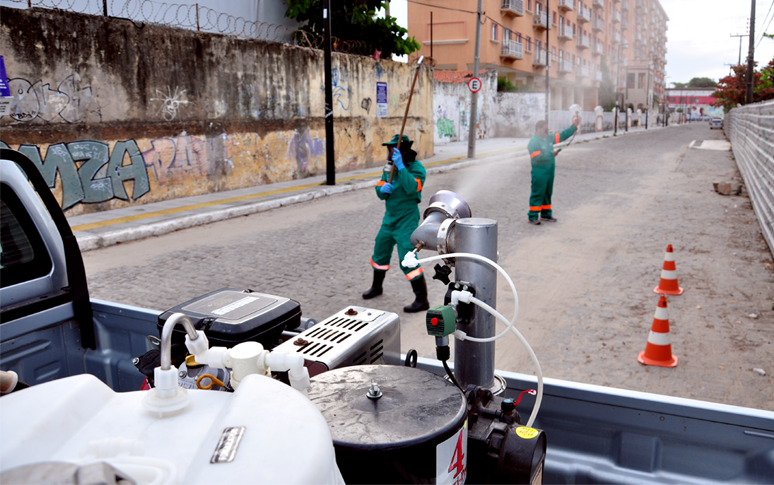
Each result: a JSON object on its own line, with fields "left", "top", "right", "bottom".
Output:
{"left": 614, "top": 41, "right": 629, "bottom": 136}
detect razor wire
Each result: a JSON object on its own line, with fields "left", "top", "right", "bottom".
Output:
{"left": 725, "top": 99, "right": 774, "bottom": 257}
{"left": 4, "top": 0, "right": 395, "bottom": 56}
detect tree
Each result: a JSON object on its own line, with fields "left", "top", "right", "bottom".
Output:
{"left": 597, "top": 56, "right": 616, "bottom": 111}
{"left": 672, "top": 82, "right": 688, "bottom": 88}
{"left": 713, "top": 60, "right": 774, "bottom": 110}
{"left": 285, "top": 0, "right": 420, "bottom": 57}
{"left": 687, "top": 77, "right": 717, "bottom": 88}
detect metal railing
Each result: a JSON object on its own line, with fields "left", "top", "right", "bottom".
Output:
{"left": 558, "top": 0, "right": 575, "bottom": 11}
{"left": 613, "top": 10, "right": 621, "bottom": 23}
{"left": 501, "top": 0, "right": 525, "bottom": 17}
{"left": 593, "top": 0, "right": 605, "bottom": 8}
{"left": 500, "top": 39, "right": 524, "bottom": 59}
{"left": 594, "top": 42, "right": 604, "bottom": 55}
{"left": 533, "top": 11, "right": 549, "bottom": 29}
{"left": 559, "top": 24, "right": 574, "bottom": 40}
{"left": 579, "top": 65, "right": 590, "bottom": 77}
{"left": 595, "top": 70, "right": 603, "bottom": 81}
{"left": 622, "top": 0, "right": 630, "bottom": 10}
{"left": 593, "top": 17, "right": 605, "bottom": 31}
{"left": 577, "top": 35, "right": 590, "bottom": 48}
{"left": 725, "top": 100, "right": 774, "bottom": 256}
{"left": 558, "top": 58, "right": 574, "bottom": 73}
{"left": 622, "top": 19, "right": 629, "bottom": 30}
{"left": 578, "top": 5, "right": 592, "bottom": 22}
{"left": 532, "top": 49, "right": 547, "bottom": 66}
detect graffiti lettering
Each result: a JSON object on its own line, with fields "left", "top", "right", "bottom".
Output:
{"left": 361, "top": 97, "right": 372, "bottom": 113}
{"left": 321, "top": 68, "right": 352, "bottom": 111}
{"left": 287, "top": 130, "right": 325, "bottom": 174}
{"left": 4, "top": 74, "right": 102, "bottom": 123}
{"left": 151, "top": 86, "right": 190, "bottom": 121}
{"left": 0, "top": 140, "right": 149, "bottom": 210}
{"left": 437, "top": 118, "right": 456, "bottom": 138}
{"left": 142, "top": 133, "right": 232, "bottom": 182}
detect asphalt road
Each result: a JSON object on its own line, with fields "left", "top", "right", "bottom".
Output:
{"left": 83, "top": 123, "right": 774, "bottom": 410}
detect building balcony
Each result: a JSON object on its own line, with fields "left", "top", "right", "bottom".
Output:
{"left": 533, "top": 11, "right": 548, "bottom": 30}
{"left": 558, "top": 0, "right": 575, "bottom": 12}
{"left": 500, "top": 39, "right": 525, "bottom": 60}
{"left": 558, "top": 24, "right": 574, "bottom": 41}
{"left": 558, "top": 59, "right": 574, "bottom": 74}
{"left": 501, "top": 0, "right": 525, "bottom": 17}
{"left": 614, "top": 31, "right": 621, "bottom": 43}
{"left": 593, "top": 0, "right": 604, "bottom": 9}
{"left": 579, "top": 65, "right": 590, "bottom": 78}
{"left": 613, "top": 10, "right": 621, "bottom": 23}
{"left": 622, "top": 0, "right": 630, "bottom": 11}
{"left": 577, "top": 35, "right": 591, "bottom": 49}
{"left": 592, "top": 17, "right": 604, "bottom": 32}
{"left": 577, "top": 5, "right": 591, "bottom": 23}
{"left": 595, "top": 70, "right": 603, "bottom": 82}
{"left": 532, "top": 49, "right": 547, "bottom": 67}
{"left": 592, "top": 42, "right": 604, "bottom": 56}
{"left": 621, "top": 19, "right": 629, "bottom": 30}
{"left": 636, "top": 0, "right": 644, "bottom": 9}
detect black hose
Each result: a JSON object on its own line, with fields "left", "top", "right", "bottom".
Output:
{"left": 442, "top": 359, "right": 464, "bottom": 394}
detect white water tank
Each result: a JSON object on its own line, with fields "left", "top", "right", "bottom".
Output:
{"left": 0, "top": 373, "right": 343, "bottom": 484}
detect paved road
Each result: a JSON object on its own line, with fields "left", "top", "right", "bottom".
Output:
{"left": 83, "top": 123, "right": 774, "bottom": 410}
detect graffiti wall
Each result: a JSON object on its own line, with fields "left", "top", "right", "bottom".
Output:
{"left": 0, "top": 7, "right": 433, "bottom": 215}
{"left": 433, "top": 71, "right": 497, "bottom": 146}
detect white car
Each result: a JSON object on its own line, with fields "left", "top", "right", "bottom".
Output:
{"left": 710, "top": 118, "right": 723, "bottom": 130}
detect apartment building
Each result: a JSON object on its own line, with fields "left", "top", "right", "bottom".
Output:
{"left": 406, "top": 0, "right": 668, "bottom": 112}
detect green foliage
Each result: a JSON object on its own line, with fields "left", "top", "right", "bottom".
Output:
{"left": 285, "top": 0, "right": 420, "bottom": 57}
{"left": 597, "top": 56, "right": 616, "bottom": 111}
{"left": 497, "top": 78, "right": 539, "bottom": 92}
{"left": 687, "top": 77, "right": 717, "bottom": 88}
{"left": 712, "top": 60, "right": 774, "bottom": 110}
{"left": 671, "top": 82, "right": 688, "bottom": 88}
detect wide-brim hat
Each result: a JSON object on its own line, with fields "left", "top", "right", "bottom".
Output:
{"left": 382, "top": 134, "right": 413, "bottom": 146}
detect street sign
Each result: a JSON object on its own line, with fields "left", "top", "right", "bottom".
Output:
{"left": 467, "top": 77, "right": 482, "bottom": 93}
{"left": 376, "top": 82, "right": 387, "bottom": 118}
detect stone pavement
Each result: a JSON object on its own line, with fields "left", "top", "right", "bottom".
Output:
{"left": 70, "top": 124, "right": 664, "bottom": 250}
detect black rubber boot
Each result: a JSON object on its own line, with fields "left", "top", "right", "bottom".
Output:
{"left": 362, "top": 270, "right": 386, "bottom": 299}
{"left": 404, "top": 275, "right": 430, "bottom": 313}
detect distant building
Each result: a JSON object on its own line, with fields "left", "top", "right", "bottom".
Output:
{"left": 665, "top": 87, "right": 722, "bottom": 119}
{"left": 407, "top": 0, "right": 668, "bottom": 112}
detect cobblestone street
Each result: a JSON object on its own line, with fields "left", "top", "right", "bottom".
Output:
{"left": 84, "top": 124, "right": 774, "bottom": 410}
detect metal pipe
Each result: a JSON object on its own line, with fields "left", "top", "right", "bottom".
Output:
{"left": 448, "top": 218, "right": 498, "bottom": 389}
{"left": 160, "top": 313, "right": 198, "bottom": 370}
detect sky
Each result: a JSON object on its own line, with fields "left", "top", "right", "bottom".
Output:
{"left": 386, "top": 0, "right": 774, "bottom": 85}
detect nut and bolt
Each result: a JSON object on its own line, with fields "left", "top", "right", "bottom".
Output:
{"left": 366, "top": 378, "right": 383, "bottom": 399}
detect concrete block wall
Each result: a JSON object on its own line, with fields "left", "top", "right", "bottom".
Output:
{"left": 0, "top": 7, "right": 433, "bottom": 215}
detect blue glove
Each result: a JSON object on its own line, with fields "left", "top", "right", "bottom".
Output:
{"left": 380, "top": 183, "right": 394, "bottom": 195}
{"left": 392, "top": 148, "right": 405, "bottom": 171}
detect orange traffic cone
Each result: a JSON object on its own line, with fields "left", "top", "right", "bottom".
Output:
{"left": 654, "top": 245, "right": 684, "bottom": 295}
{"left": 638, "top": 296, "right": 678, "bottom": 367}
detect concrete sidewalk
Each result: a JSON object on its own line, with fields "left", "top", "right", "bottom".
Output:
{"left": 70, "top": 124, "right": 664, "bottom": 250}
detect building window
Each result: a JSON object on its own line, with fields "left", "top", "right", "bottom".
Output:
{"left": 528, "top": 0, "right": 533, "bottom": 12}
{"left": 638, "top": 73, "right": 646, "bottom": 89}
{"left": 536, "top": 2, "right": 542, "bottom": 14}
{"left": 517, "top": 32, "right": 522, "bottom": 43}
{"left": 505, "top": 28, "right": 511, "bottom": 41}
{"left": 553, "top": 11, "right": 557, "bottom": 24}
{"left": 491, "top": 23, "right": 498, "bottom": 41}
{"left": 560, "top": 16, "right": 565, "bottom": 26}
{"left": 527, "top": 36, "right": 533, "bottom": 51}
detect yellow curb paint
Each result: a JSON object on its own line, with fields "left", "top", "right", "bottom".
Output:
{"left": 71, "top": 146, "right": 527, "bottom": 233}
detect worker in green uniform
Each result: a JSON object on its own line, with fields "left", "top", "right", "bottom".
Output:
{"left": 362, "top": 134, "right": 429, "bottom": 313}
{"left": 526, "top": 118, "right": 580, "bottom": 225}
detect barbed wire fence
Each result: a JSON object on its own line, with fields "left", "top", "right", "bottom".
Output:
{"left": 3, "top": 0, "right": 394, "bottom": 57}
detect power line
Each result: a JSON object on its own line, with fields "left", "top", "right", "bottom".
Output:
{"left": 756, "top": 0, "right": 774, "bottom": 46}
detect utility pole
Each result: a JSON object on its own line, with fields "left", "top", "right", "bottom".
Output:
{"left": 746, "top": 0, "right": 756, "bottom": 104}
{"left": 730, "top": 33, "right": 748, "bottom": 65}
{"left": 467, "top": 0, "right": 483, "bottom": 158}
{"left": 323, "top": 0, "right": 335, "bottom": 185}
{"left": 545, "top": 0, "right": 551, "bottom": 123}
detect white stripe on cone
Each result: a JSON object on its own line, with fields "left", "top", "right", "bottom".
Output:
{"left": 664, "top": 252, "right": 675, "bottom": 262}
{"left": 660, "top": 269, "right": 677, "bottom": 280}
{"left": 648, "top": 331, "right": 672, "bottom": 346}
{"left": 654, "top": 307, "right": 669, "bottom": 320}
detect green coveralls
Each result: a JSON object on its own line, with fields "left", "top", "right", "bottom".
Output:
{"left": 371, "top": 153, "right": 427, "bottom": 281}
{"left": 527, "top": 125, "right": 577, "bottom": 221}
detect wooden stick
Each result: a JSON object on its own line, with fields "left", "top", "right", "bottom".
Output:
{"left": 388, "top": 56, "right": 424, "bottom": 184}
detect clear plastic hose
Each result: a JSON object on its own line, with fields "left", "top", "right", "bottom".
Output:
{"left": 404, "top": 251, "right": 543, "bottom": 428}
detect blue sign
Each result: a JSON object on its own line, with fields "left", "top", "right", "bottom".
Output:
{"left": 376, "top": 82, "right": 387, "bottom": 118}
{"left": 0, "top": 56, "right": 9, "bottom": 97}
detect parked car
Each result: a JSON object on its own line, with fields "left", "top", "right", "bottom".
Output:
{"left": 710, "top": 117, "right": 723, "bottom": 129}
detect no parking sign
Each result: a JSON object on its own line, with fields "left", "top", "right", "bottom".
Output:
{"left": 467, "top": 77, "right": 482, "bottom": 93}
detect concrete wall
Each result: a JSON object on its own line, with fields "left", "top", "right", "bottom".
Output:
{"left": 495, "top": 92, "right": 546, "bottom": 138}
{"left": 0, "top": 7, "right": 433, "bottom": 215}
{"left": 725, "top": 100, "right": 774, "bottom": 256}
{"left": 433, "top": 70, "right": 497, "bottom": 145}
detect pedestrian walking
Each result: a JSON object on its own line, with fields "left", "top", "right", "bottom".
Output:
{"left": 362, "top": 134, "right": 429, "bottom": 313}
{"left": 526, "top": 118, "right": 581, "bottom": 225}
